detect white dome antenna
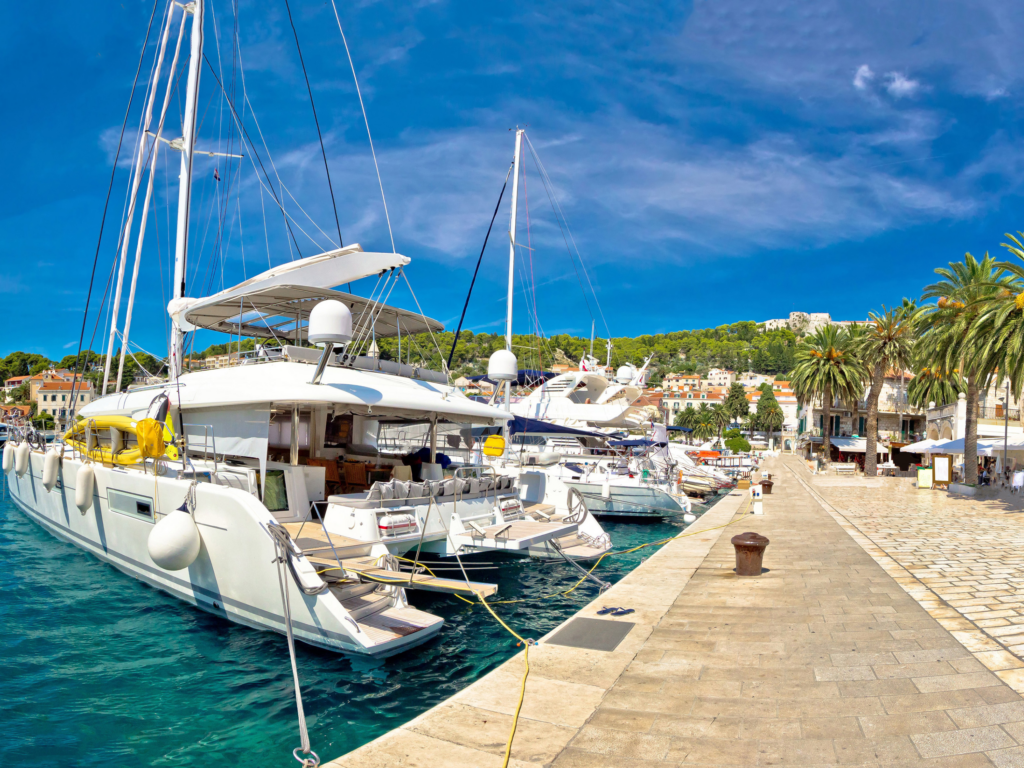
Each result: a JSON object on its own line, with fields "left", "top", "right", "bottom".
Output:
{"left": 309, "top": 300, "right": 353, "bottom": 384}
{"left": 488, "top": 349, "right": 518, "bottom": 381}
{"left": 308, "top": 300, "right": 353, "bottom": 345}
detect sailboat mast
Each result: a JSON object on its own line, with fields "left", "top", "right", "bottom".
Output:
{"left": 504, "top": 128, "right": 523, "bottom": 409}
{"left": 170, "top": 0, "right": 204, "bottom": 382}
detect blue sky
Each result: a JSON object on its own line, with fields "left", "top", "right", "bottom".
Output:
{"left": 3, "top": 0, "right": 1024, "bottom": 361}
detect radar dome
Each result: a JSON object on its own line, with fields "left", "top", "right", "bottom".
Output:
{"left": 307, "top": 300, "right": 352, "bottom": 346}
{"left": 487, "top": 349, "right": 518, "bottom": 381}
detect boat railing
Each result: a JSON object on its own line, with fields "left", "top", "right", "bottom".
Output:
{"left": 183, "top": 424, "right": 218, "bottom": 472}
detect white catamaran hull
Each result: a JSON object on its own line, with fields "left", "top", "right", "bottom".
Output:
{"left": 6, "top": 449, "right": 441, "bottom": 658}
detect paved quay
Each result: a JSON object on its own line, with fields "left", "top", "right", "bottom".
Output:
{"left": 327, "top": 455, "right": 1024, "bottom": 767}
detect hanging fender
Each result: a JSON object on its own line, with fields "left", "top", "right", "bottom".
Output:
{"left": 42, "top": 449, "right": 61, "bottom": 492}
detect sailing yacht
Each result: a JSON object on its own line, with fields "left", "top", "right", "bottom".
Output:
{"left": 472, "top": 129, "right": 691, "bottom": 522}
{"left": 2, "top": 1, "right": 576, "bottom": 657}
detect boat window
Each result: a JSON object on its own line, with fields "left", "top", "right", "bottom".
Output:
{"left": 511, "top": 435, "right": 545, "bottom": 446}
{"left": 263, "top": 470, "right": 289, "bottom": 512}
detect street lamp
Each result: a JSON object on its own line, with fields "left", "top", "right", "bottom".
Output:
{"left": 1000, "top": 380, "right": 1010, "bottom": 484}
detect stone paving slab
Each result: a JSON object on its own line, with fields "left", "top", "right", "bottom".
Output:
{"left": 798, "top": 466, "right": 1024, "bottom": 696}
{"left": 329, "top": 455, "right": 1024, "bottom": 766}
{"left": 325, "top": 485, "right": 749, "bottom": 767}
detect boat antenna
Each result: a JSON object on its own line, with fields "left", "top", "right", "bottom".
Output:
{"left": 284, "top": 0, "right": 343, "bottom": 250}
{"left": 446, "top": 163, "right": 513, "bottom": 370}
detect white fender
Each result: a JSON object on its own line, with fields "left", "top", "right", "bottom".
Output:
{"left": 14, "top": 442, "right": 30, "bottom": 477}
{"left": 148, "top": 507, "right": 201, "bottom": 571}
{"left": 683, "top": 512, "right": 696, "bottom": 523}
{"left": 2, "top": 442, "right": 13, "bottom": 474}
{"left": 75, "top": 464, "right": 96, "bottom": 513}
{"left": 42, "top": 449, "right": 61, "bottom": 492}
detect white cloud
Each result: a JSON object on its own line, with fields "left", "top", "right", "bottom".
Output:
{"left": 885, "top": 72, "right": 920, "bottom": 98}
{"left": 853, "top": 64, "right": 874, "bottom": 90}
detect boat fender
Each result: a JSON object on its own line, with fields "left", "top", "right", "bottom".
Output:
{"left": 75, "top": 464, "right": 96, "bottom": 513}
{"left": 2, "top": 441, "right": 13, "bottom": 474}
{"left": 42, "top": 449, "right": 61, "bottom": 492}
{"left": 683, "top": 512, "right": 696, "bottom": 523}
{"left": 148, "top": 503, "right": 202, "bottom": 571}
{"left": 14, "top": 442, "right": 30, "bottom": 477}
{"left": 601, "top": 480, "right": 611, "bottom": 499}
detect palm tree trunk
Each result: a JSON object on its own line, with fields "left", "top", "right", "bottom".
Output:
{"left": 965, "top": 377, "right": 979, "bottom": 485}
{"left": 864, "top": 362, "right": 884, "bottom": 477}
{"left": 822, "top": 382, "right": 832, "bottom": 466}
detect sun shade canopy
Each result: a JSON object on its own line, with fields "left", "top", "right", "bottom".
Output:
{"left": 170, "top": 245, "right": 443, "bottom": 341}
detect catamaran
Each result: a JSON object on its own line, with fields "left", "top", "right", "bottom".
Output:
{"left": 2, "top": 1, "right": 580, "bottom": 657}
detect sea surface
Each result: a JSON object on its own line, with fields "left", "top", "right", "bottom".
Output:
{"left": 0, "top": 480, "right": 719, "bottom": 767}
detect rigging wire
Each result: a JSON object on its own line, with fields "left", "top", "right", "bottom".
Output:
{"left": 284, "top": 0, "right": 344, "bottom": 249}
{"left": 446, "top": 163, "right": 513, "bottom": 370}
{"left": 203, "top": 54, "right": 303, "bottom": 257}
{"left": 523, "top": 134, "right": 611, "bottom": 338}
{"left": 329, "top": 0, "right": 395, "bottom": 254}
{"left": 69, "top": 0, "right": 160, "bottom": 420}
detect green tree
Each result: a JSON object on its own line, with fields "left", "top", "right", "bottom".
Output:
{"left": 690, "top": 404, "right": 717, "bottom": 443}
{"left": 10, "top": 383, "right": 30, "bottom": 403}
{"left": 724, "top": 382, "right": 750, "bottom": 424}
{"left": 853, "top": 305, "right": 917, "bottom": 476}
{"left": 31, "top": 410, "right": 54, "bottom": 429}
{"left": 725, "top": 435, "right": 751, "bottom": 453}
{"left": 916, "top": 253, "right": 1010, "bottom": 485}
{"left": 968, "top": 233, "right": 1024, "bottom": 397}
{"left": 791, "top": 325, "right": 867, "bottom": 465}
{"left": 907, "top": 364, "right": 966, "bottom": 410}
{"left": 754, "top": 386, "right": 784, "bottom": 444}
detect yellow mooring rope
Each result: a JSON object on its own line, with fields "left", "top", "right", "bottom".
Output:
{"left": 471, "top": 493, "right": 754, "bottom": 766}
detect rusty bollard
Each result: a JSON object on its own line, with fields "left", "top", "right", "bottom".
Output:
{"left": 731, "top": 532, "right": 770, "bottom": 576}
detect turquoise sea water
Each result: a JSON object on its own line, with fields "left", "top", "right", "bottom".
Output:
{"left": 0, "top": 479, "right": 718, "bottom": 767}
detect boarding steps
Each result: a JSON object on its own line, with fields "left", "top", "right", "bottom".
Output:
{"left": 522, "top": 503, "right": 608, "bottom": 560}
{"left": 283, "top": 523, "right": 498, "bottom": 599}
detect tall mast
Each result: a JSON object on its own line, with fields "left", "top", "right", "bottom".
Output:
{"left": 101, "top": 5, "right": 177, "bottom": 395}
{"left": 170, "top": 0, "right": 204, "bottom": 382}
{"left": 504, "top": 128, "right": 523, "bottom": 410}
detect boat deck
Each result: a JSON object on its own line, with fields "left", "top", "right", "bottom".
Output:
{"left": 308, "top": 554, "right": 498, "bottom": 599}
{"left": 451, "top": 518, "right": 578, "bottom": 550}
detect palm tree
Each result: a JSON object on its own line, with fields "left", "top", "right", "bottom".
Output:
{"left": 968, "top": 233, "right": 1024, "bottom": 393}
{"left": 917, "top": 252, "right": 1011, "bottom": 485}
{"left": 690, "top": 404, "right": 717, "bottom": 443}
{"left": 760, "top": 403, "right": 784, "bottom": 447}
{"left": 710, "top": 403, "right": 730, "bottom": 445}
{"left": 853, "top": 305, "right": 916, "bottom": 476}
{"left": 791, "top": 325, "right": 867, "bottom": 466}
{"left": 674, "top": 406, "right": 699, "bottom": 444}
{"left": 907, "top": 364, "right": 966, "bottom": 410}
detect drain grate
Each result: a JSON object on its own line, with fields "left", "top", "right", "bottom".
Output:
{"left": 545, "top": 617, "right": 635, "bottom": 652}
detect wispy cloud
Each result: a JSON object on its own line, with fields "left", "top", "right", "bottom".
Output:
{"left": 886, "top": 72, "right": 920, "bottom": 98}
{"left": 853, "top": 64, "right": 874, "bottom": 90}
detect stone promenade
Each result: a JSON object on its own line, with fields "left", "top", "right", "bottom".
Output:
{"left": 329, "top": 455, "right": 1024, "bottom": 767}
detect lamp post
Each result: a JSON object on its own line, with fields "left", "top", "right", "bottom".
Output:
{"left": 1001, "top": 380, "right": 1010, "bottom": 482}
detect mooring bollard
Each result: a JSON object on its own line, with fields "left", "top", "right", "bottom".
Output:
{"left": 731, "top": 531, "right": 770, "bottom": 576}
{"left": 761, "top": 478, "right": 774, "bottom": 495}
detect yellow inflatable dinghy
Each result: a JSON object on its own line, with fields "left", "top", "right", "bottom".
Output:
{"left": 64, "top": 416, "right": 178, "bottom": 465}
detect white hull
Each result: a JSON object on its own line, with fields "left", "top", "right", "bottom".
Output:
{"left": 6, "top": 449, "right": 441, "bottom": 657}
